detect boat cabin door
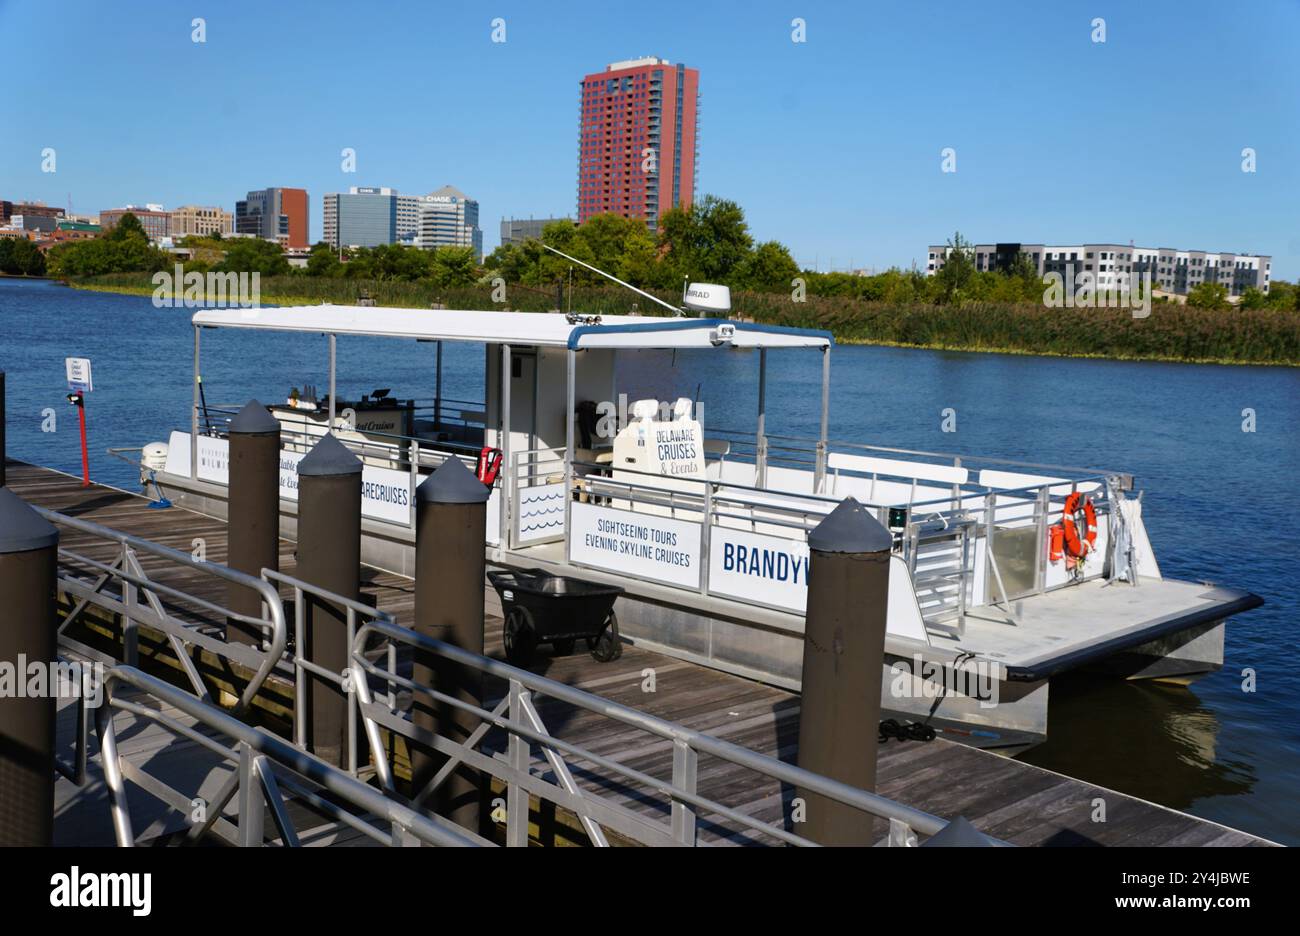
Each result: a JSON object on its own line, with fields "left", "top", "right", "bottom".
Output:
{"left": 486, "top": 345, "right": 538, "bottom": 473}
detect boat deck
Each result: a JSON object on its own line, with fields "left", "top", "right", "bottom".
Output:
{"left": 7, "top": 459, "right": 1274, "bottom": 847}
{"left": 936, "top": 577, "right": 1258, "bottom": 678}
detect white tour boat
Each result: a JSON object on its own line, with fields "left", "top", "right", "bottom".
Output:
{"left": 140, "top": 289, "right": 1262, "bottom": 752}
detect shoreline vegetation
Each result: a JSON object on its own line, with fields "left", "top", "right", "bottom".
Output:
{"left": 36, "top": 205, "right": 1300, "bottom": 367}
{"left": 64, "top": 274, "right": 1300, "bottom": 367}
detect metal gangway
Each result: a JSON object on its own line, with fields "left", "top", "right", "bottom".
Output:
{"left": 41, "top": 505, "right": 993, "bottom": 848}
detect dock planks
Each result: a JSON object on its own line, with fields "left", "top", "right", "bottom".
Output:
{"left": 6, "top": 460, "right": 1272, "bottom": 847}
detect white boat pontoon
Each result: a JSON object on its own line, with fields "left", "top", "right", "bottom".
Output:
{"left": 146, "top": 300, "right": 1262, "bottom": 751}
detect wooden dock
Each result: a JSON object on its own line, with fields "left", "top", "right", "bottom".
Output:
{"left": 7, "top": 460, "right": 1273, "bottom": 847}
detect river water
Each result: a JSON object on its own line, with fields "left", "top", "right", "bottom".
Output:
{"left": 2, "top": 277, "right": 1297, "bottom": 844}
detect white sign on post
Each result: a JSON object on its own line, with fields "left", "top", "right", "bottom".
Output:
{"left": 65, "top": 357, "right": 93, "bottom": 392}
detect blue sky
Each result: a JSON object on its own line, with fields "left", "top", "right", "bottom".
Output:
{"left": 2, "top": 0, "right": 1297, "bottom": 277}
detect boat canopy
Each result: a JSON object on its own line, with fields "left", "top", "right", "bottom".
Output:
{"left": 190, "top": 305, "right": 833, "bottom": 351}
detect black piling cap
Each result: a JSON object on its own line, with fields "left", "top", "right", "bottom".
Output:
{"left": 807, "top": 497, "right": 892, "bottom": 555}
{"left": 0, "top": 487, "right": 59, "bottom": 554}
{"left": 920, "top": 816, "right": 996, "bottom": 847}
{"left": 417, "top": 456, "right": 491, "bottom": 504}
{"left": 297, "top": 432, "right": 363, "bottom": 477}
{"left": 229, "top": 399, "right": 281, "bottom": 435}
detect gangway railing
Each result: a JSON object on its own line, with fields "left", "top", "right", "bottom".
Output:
{"left": 44, "top": 504, "right": 987, "bottom": 846}
{"left": 95, "top": 666, "right": 481, "bottom": 847}
{"left": 347, "top": 616, "right": 973, "bottom": 847}
{"left": 35, "top": 505, "right": 287, "bottom": 712}
{"left": 262, "top": 568, "right": 399, "bottom": 776}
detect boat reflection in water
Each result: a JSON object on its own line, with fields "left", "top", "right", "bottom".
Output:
{"left": 1019, "top": 673, "right": 1255, "bottom": 812}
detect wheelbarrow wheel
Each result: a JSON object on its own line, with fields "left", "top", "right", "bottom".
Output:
{"left": 552, "top": 637, "right": 577, "bottom": 656}
{"left": 503, "top": 606, "right": 537, "bottom": 665}
{"left": 587, "top": 611, "right": 622, "bottom": 662}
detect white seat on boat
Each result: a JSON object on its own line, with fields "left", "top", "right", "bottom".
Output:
{"left": 978, "top": 468, "right": 1101, "bottom": 495}
{"left": 828, "top": 452, "right": 969, "bottom": 486}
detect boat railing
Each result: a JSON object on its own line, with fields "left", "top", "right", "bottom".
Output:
{"left": 497, "top": 449, "right": 1124, "bottom": 632}
{"left": 708, "top": 425, "right": 1126, "bottom": 486}
{"left": 193, "top": 399, "right": 487, "bottom": 478}
{"left": 202, "top": 396, "right": 487, "bottom": 433}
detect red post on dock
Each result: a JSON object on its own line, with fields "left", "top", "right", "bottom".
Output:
{"left": 796, "top": 496, "right": 892, "bottom": 845}
{"left": 296, "top": 433, "right": 362, "bottom": 769}
{"left": 66, "top": 390, "right": 89, "bottom": 487}
{"left": 0, "top": 488, "right": 60, "bottom": 846}
{"left": 411, "top": 457, "right": 490, "bottom": 835}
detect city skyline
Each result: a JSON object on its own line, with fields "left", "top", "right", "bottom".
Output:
{"left": 1, "top": 1, "right": 1296, "bottom": 277}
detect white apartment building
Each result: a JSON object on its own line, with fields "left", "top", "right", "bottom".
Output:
{"left": 926, "top": 241, "right": 1271, "bottom": 298}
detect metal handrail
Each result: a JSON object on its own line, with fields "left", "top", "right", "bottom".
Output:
{"left": 204, "top": 396, "right": 486, "bottom": 414}
{"left": 37, "top": 505, "right": 287, "bottom": 711}
{"left": 38, "top": 512, "right": 993, "bottom": 847}
{"left": 910, "top": 474, "right": 1113, "bottom": 514}
{"left": 96, "top": 666, "right": 481, "bottom": 847}
{"left": 563, "top": 452, "right": 1120, "bottom": 620}
{"left": 262, "top": 568, "right": 398, "bottom": 773}
{"left": 349, "top": 616, "right": 970, "bottom": 846}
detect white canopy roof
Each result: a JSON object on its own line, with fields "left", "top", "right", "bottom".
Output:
{"left": 190, "top": 305, "right": 832, "bottom": 350}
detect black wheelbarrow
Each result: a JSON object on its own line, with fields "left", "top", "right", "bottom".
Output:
{"left": 487, "top": 568, "right": 623, "bottom": 665}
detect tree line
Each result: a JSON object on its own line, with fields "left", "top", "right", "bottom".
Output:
{"left": 40, "top": 207, "right": 1300, "bottom": 314}
{"left": 0, "top": 236, "right": 47, "bottom": 276}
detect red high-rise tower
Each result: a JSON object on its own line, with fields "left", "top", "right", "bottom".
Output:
{"left": 577, "top": 57, "right": 699, "bottom": 229}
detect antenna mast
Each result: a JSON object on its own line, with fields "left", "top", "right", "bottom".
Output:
{"left": 542, "top": 244, "right": 683, "bottom": 317}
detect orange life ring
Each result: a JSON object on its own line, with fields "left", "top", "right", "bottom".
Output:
{"left": 1060, "top": 492, "right": 1097, "bottom": 559}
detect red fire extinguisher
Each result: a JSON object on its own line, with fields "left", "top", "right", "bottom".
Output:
{"left": 476, "top": 446, "right": 503, "bottom": 486}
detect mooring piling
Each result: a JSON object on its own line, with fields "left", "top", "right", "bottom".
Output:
{"left": 296, "top": 432, "right": 362, "bottom": 768}
{"left": 226, "top": 400, "right": 281, "bottom": 646}
{"left": 795, "top": 496, "right": 892, "bottom": 845}
{"left": 0, "top": 487, "right": 60, "bottom": 845}
{"left": 411, "top": 456, "right": 490, "bottom": 834}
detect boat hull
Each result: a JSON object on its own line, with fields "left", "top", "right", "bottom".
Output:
{"left": 1082, "top": 618, "right": 1225, "bottom": 683}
